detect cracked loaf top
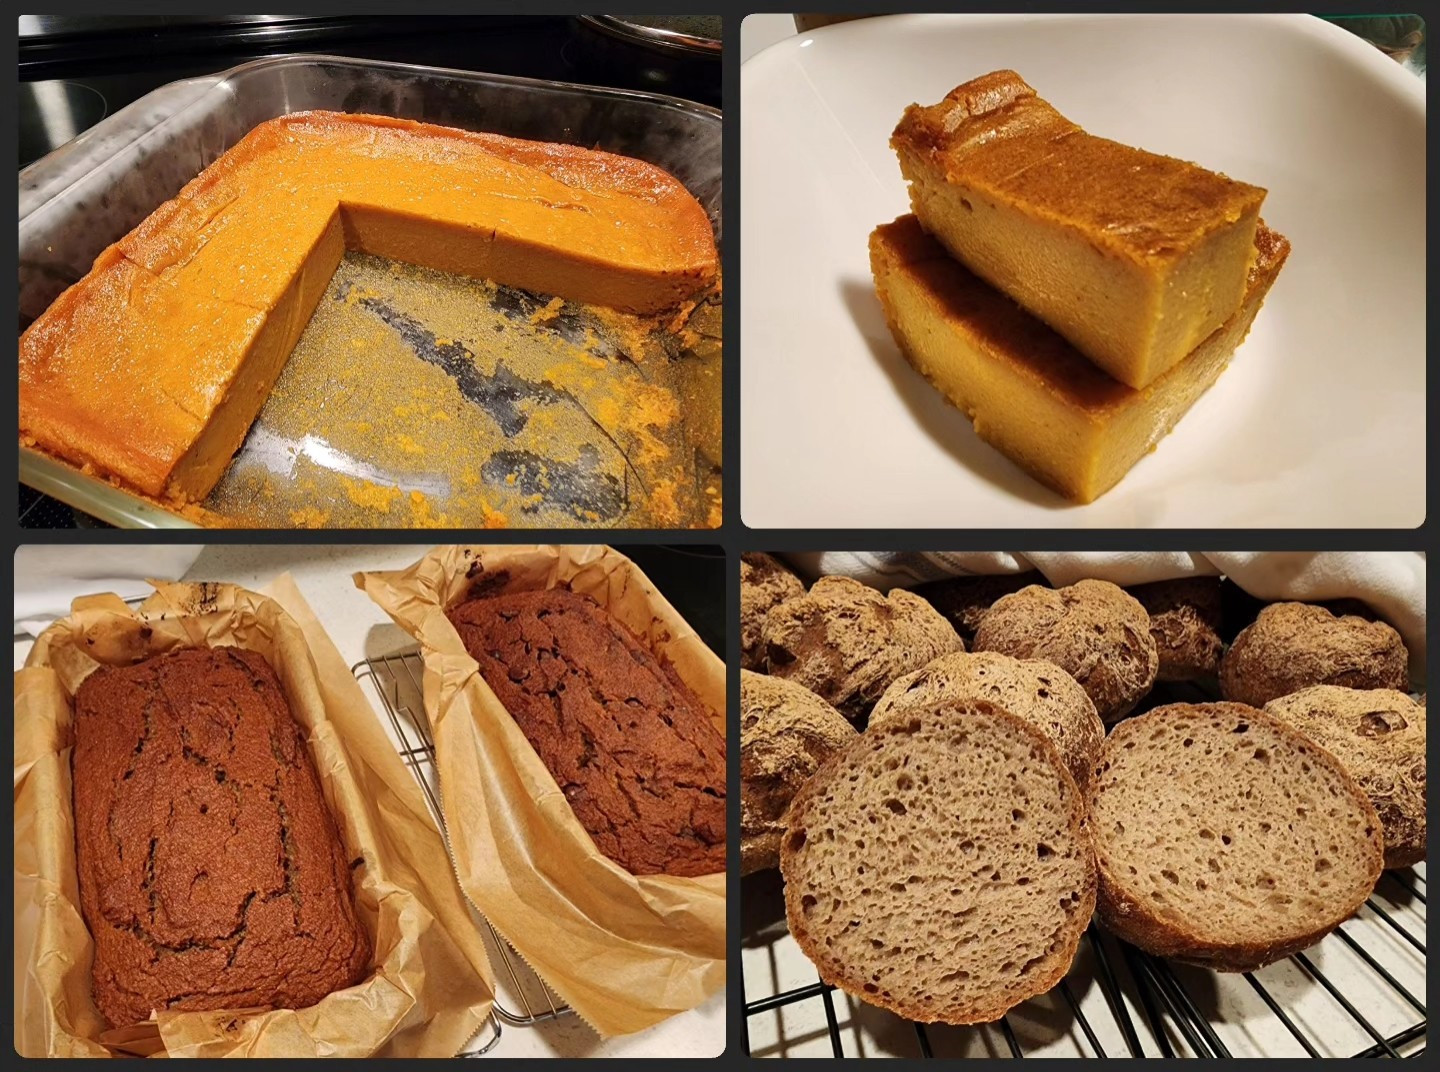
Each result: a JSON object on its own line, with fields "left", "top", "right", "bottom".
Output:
{"left": 71, "top": 646, "right": 370, "bottom": 1029}
{"left": 447, "top": 587, "right": 726, "bottom": 877}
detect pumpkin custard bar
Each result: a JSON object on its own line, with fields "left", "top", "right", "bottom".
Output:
{"left": 18, "top": 112, "right": 717, "bottom": 503}
{"left": 870, "top": 214, "right": 1289, "bottom": 504}
{"left": 892, "top": 71, "right": 1266, "bottom": 389}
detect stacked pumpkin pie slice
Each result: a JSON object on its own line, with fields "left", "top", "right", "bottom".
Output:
{"left": 872, "top": 70, "right": 1288, "bottom": 504}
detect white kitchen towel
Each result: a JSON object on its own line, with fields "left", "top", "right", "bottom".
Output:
{"left": 780, "top": 552, "right": 1032, "bottom": 588}
{"left": 779, "top": 552, "right": 1425, "bottom": 682}
{"left": 13, "top": 545, "right": 204, "bottom": 636}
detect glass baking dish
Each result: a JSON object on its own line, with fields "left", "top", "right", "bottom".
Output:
{"left": 17, "top": 54, "right": 722, "bottom": 528}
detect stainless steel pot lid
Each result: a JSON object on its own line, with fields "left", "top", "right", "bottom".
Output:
{"left": 577, "top": 15, "right": 721, "bottom": 56}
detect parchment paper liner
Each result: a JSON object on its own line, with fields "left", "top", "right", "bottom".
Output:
{"left": 356, "top": 544, "right": 725, "bottom": 1039}
{"left": 13, "top": 577, "right": 496, "bottom": 1057}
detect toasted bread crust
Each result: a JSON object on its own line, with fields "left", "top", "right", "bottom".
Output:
{"left": 974, "top": 580, "right": 1158, "bottom": 721}
{"left": 763, "top": 576, "right": 962, "bottom": 723}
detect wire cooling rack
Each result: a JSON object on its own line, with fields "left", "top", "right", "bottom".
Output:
{"left": 353, "top": 649, "right": 576, "bottom": 1053}
{"left": 744, "top": 671, "right": 1426, "bottom": 1058}
{"left": 742, "top": 856, "right": 1425, "bottom": 1058}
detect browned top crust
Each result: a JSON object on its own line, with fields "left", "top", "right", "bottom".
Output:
{"left": 973, "top": 579, "right": 1158, "bottom": 722}
{"left": 72, "top": 647, "right": 370, "bottom": 1029}
{"left": 762, "top": 576, "right": 963, "bottom": 724}
{"left": 1128, "top": 577, "right": 1224, "bottom": 682}
{"left": 910, "top": 571, "right": 1048, "bottom": 647}
{"left": 891, "top": 70, "right": 1266, "bottom": 262}
{"left": 740, "top": 553, "right": 806, "bottom": 671}
{"left": 448, "top": 587, "right": 726, "bottom": 877}
{"left": 1220, "top": 602, "right": 1410, "bottom": 708}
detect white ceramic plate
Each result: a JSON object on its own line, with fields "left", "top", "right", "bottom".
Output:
{"left": 741, "top": 13, "right": 1425, "bottom": 528}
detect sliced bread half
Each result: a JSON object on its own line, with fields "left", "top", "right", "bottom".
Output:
{"left": 741, "top": 670, "right": 859, "bottom": 875}
{"left": 780, "top": 700, "right": 1095, "bottom": 1024}
{"left": 1264, "top": 687, "right": 1426, "bottom": 870}
{"left": 1090, "top": 702, "right": 1383, "bottom": 971}
{"left": 870, "top": 651, "right": 1103, "bottom": 791}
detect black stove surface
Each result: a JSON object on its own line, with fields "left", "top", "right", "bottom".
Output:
{"left": 18, "top": 15, "right": 720, "bottom": 528}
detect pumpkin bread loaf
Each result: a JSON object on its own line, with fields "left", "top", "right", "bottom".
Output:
{"left": 447, "top": 587, "right": 726, "bottom": 877}
{"left": 72, "top": 647, "right": 370, "bottom": 1029}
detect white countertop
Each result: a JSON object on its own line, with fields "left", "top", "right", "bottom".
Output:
{"left": 13, "top": 543, "right": 724, "bottom": 1059}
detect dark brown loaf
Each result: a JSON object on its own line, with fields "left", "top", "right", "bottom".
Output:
{"left": 72, "top": 647, "right": 370, "bottom": 1030}
{"left": 447, "top": 587, "right": 725, "bottom": 877}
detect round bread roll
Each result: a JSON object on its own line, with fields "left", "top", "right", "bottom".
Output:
{"left": 871, "top": 651, "right": 1103, "bottom": 790}
{"left": 1264, "top": 686, "right": 1426, "bottom": 870}
{"left": 763, "top": 576, "right": 963, "bottom": 723}
{"left": 1128, "top": 577, "right": 1223, "bottom": 683}
{"left": 740, "top": 552, "right": 805, "bottom": 671}
{"left": 972, "top": 579, "right": 1158, "bottom": 722}
{"left": 910, "top": 572, "right": 1047, "bottom": 647}
{"left": 740, "top": 670, "right": 858, "bottom": 875}
{"left": 1220, "top": 602, "right": 1409, "bottom": 708}
{"left": 781, "top": 700, "right": 1094, "bottom": 1024}
{"left": 1090, "top": 702, "right": 1383, "bottom": 972}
